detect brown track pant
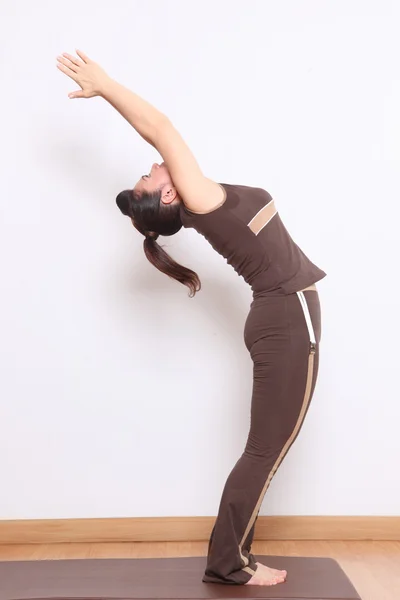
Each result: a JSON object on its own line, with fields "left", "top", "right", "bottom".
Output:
{"left": 202, "top": 289, "right": 322, "bottom": 585}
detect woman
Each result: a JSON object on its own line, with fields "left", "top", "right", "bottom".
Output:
{"left": 56, "top": 50, "right": 327, "bottom": 587}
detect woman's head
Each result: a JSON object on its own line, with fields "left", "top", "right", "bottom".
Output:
{"left": 118, "top": 163, "right": 182, "bottom": 238}
{"left": 116, "top": 162, "right": 201, "bottom": 297}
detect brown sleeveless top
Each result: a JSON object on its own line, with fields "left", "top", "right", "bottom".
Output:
{"left": 179, "top": 183, "right": 327, "bottom": 297}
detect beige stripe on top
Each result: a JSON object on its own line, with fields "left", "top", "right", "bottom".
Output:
{"left": 248, "top": 200, "right": 277, "bottom": 235}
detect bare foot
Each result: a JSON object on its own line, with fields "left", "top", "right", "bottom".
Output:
{"left": 245, "top": 561, "right": 287, "bottom": 586}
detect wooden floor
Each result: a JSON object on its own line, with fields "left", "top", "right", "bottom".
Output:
{"left": 0, "top": 540, "right": 399, "bottom": 600}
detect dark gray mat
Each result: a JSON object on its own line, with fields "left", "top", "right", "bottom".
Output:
{"left": 0, "top": 555, "right": 362, "bottom": 600}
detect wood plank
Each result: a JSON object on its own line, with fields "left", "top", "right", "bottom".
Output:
{"left": 0, "top": 516, "right": 399, "bottom": 545}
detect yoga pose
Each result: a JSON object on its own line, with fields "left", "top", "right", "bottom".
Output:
{"left": 57, "top": 50, "right": 327, "bottom": 587}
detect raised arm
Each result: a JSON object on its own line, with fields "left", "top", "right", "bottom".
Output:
{"left": 56, "top": 50, "right": 224, "bottom": 213}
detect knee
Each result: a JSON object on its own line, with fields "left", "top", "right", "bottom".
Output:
{"left": 245, "top": 411, "right": 296, "bottom": 455}
{"left": 243, "top": 431, "right": 287, "bottom": 462}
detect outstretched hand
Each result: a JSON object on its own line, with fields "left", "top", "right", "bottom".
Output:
{"left": 56, "top": 49, "right": 112, "bottom": 99}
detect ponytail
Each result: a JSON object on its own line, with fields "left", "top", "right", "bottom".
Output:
{"left": 143, "top": 235, "right": 201, "bottom": 298}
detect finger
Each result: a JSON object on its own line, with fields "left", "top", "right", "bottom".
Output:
{"left": 62, "top": 52, "right": 82, "bottom": 68}
{"left": 57, "top": 55, "right": 79, "bottom": 73}
{"left": 69, "top": 91, "right": 85, "bottom": 99}
{"left": 56, "top": 62, "right": 79, "bottom": 83}
{"left": 75, "top": 49, "right": 91, "bottom": 64}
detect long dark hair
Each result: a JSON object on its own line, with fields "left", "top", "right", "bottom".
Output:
{"left": 116, "top": 188, "right": 201, "bottom": 297}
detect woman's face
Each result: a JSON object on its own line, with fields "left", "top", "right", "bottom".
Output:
{"left": 133, "top": 162, "right": 173, "bottom": 196}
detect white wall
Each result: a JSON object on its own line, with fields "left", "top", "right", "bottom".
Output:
{"left": 0, "top": 0, "right": 398, "bottom": 521}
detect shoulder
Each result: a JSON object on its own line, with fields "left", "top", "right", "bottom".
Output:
{"left": 180, "top": 182, "right": 273, "bottom": 220}
{"left": 180, "top": 179, "right": 227, "bottom": 215}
